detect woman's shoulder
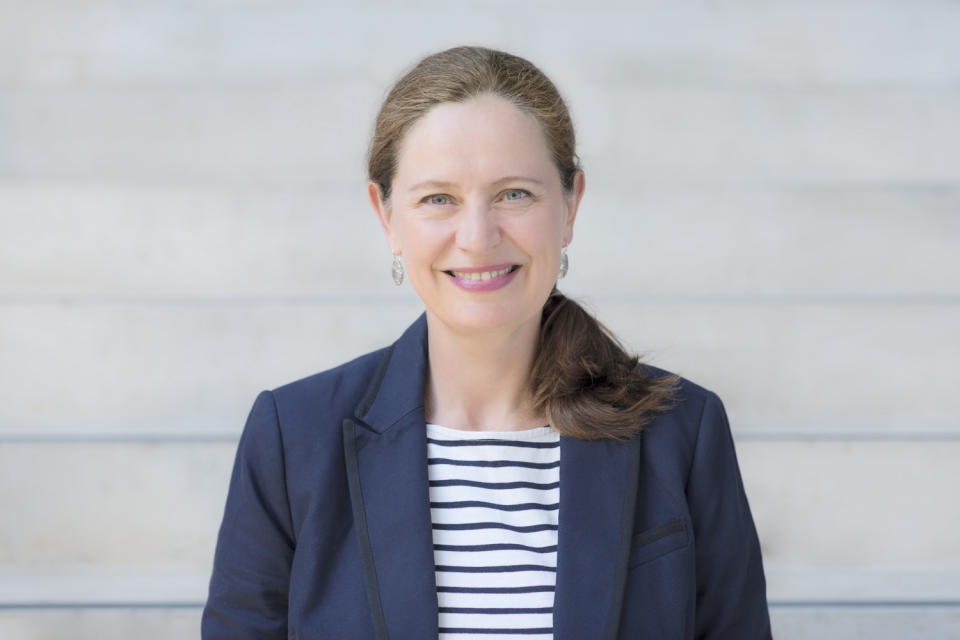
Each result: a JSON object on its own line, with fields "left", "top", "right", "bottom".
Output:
{"left": 254, "top": 344, "right": 392, "bottom": 440}
{"left": 276, "top": 346, "right": 387, "bottom": 400}
{"left": 638, "top": 362, "right": 729, "bottom": 449}
{"left": 640, "top": 362, "right": 723, "bottom": 414}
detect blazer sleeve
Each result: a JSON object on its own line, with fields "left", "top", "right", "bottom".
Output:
{"left": 201, "top": 389, "right": 296, "bottom": 639}
{"left": 686, "top": 391, "right": 772, "bottom": 639}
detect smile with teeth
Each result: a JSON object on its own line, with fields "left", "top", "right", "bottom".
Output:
{"left": 449, "top": 266, "right": 517, "bottom": 280}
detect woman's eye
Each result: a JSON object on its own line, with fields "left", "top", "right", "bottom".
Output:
{"left": 503, "top": 189, "right": 530, "bottom": 201}
{"left": 424, "top": 194, "right": 451, "bottom": 206}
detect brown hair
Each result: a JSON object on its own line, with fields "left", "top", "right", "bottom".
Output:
{"left": 367, "top": 45, "right": 679, "bottom": 441}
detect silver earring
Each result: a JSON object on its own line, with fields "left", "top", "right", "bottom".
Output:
{"left": 391, "top": 253, "right": 404, "bottom": 286}
{"left": 558, "top": 246, "right": 568, "bottom": 279}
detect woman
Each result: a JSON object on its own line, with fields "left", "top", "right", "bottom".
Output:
{"left": 202, "top": 46, "right": 772, "bottom": 639}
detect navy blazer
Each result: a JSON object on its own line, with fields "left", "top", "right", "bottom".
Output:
{"left": 202, "top": 311, "right": 772, "bottom": 639}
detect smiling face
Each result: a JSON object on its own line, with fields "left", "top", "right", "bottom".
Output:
{"left": 368, "top": 92, "right": 585, "bottom": 337}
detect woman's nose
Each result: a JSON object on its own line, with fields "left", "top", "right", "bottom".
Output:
{"left": 455, "top": 200, "right": 501, "bottom": 252}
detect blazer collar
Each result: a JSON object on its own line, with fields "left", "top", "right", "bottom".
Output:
{"left": 343, "top": 311, "right": 641, "bottom": 639}
{"left": 353, "top": 310, "right": 430, "bottom": 433}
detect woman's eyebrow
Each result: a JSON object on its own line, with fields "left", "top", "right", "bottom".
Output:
{"left": 408, "top": 176, "right": 543, "bottom": 192}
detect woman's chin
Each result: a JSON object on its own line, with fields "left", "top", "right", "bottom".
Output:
{"left": 429, "top": 304, "right": 540, "bottom": 337}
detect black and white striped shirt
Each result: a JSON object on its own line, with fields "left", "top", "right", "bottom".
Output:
{"left": 426, "top": 421, "right": 561, "bottom": 639}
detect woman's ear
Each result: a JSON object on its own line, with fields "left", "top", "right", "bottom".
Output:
{"left": 562, "top": 169, "right": 585, "bottom": 247}
{"left": 368, "top": 181, "right": 399, "bottom": 252}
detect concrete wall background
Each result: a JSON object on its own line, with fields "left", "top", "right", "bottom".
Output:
{"left": 1, "top": 1, "right": 958, "bottom": 637}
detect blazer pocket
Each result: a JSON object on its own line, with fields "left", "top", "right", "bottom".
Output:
{"left": 627, "top": 517, "right": 690, "bottom": 569}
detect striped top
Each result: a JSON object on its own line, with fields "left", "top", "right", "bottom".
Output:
{"left": 426, "top": 421, "right": 561, "bottom": 640}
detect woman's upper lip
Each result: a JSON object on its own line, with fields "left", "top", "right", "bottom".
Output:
{"left": 444, "top": 263, "right": 518, "bottom": 273}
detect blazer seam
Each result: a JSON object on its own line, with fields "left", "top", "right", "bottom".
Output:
{"left": 266, "top": 388, "right": 297, "bottom": 548}
{"left": 684, "top": 391, "right": 713, "bottom": 491}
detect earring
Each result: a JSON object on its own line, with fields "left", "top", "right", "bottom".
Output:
{"left": 558, "top": 246, "right": 569, "bottom": 279}
{"left": 391, "top": 252, "right": 404, "bottom": 286}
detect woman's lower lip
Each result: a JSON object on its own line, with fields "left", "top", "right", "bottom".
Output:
{"left": 446, "top": 266, "right": 520, "bottom": 291}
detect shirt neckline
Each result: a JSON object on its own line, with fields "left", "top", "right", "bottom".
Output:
{"left": 425, "top": 422, "right": 555, "bottom": 439}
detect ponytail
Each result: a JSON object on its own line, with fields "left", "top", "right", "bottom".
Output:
{"left": 529, "top": 287, "right": 681, "bottom": 441}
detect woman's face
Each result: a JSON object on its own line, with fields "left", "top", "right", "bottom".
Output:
{"left": 369, "top": 92, "right": 585, "bottom": 337}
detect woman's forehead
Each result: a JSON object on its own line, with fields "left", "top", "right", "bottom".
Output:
{"left": 394, "top": 95, "right": 555, "bottom": 188}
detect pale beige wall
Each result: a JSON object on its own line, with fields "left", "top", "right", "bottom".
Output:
{"left": 2, "top": 1, "right": 959, "bottom": 637}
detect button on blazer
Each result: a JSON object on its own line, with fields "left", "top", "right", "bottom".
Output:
{"left": 201, "top": 311, "right": 772, "bottom": 639}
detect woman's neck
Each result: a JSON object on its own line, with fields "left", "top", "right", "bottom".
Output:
{"left": 424, "top": 311, "right": 547, "bottom": 431}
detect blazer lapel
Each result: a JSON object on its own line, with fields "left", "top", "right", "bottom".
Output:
{"left": 342, "top": 311, "right": 641, "bottom": 640}
{"left": 553, "top": 432, "right": 642, "bottom": 640}
{"left": 343, "top": 312, "right": 438, "bottom": 639}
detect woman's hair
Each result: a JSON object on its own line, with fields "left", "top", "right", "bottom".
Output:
{"left": 367, "top": 45, "right": 679, "bottom": 441}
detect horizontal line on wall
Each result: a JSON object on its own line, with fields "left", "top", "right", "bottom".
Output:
{"left": 2, "top": 566, "right": 955, "bottom": 609}
{"left": 1, "top": 426, "right": 958, "bottom": 444}
{"left": 0, "top": 430, "right": 240, "bottom": 444}
{"left": 2, "top": 600, "right": 958, "bottom": 611}
{"left": 0, "top": 292, "right": 420, "bottom": 307}
{"left": 1, "top": 78, "right": 959, "bottom": 95}
{"left": 1, "top": 177, "right": 957, "bottom": 194}
{"left": 0, "top": 602, "right": 203, "bottom": 610}
{"left": 1, "top": 293, "right": 958, "bottom": 307}
{"left": 735, "top": 428, "right": 960, "bottom": 442}
{"left": 769, "top": 600, "right": 960, "bottom": 608}
{"left": 574, "top": 293, "right": 960, "bottom": 306}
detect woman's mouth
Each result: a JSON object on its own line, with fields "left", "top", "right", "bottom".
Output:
{"left": 444, "top": 265, "right": 520, "bottom": 291}
{"left": 447, "top": 265, "right": 518, "bottom": 280}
